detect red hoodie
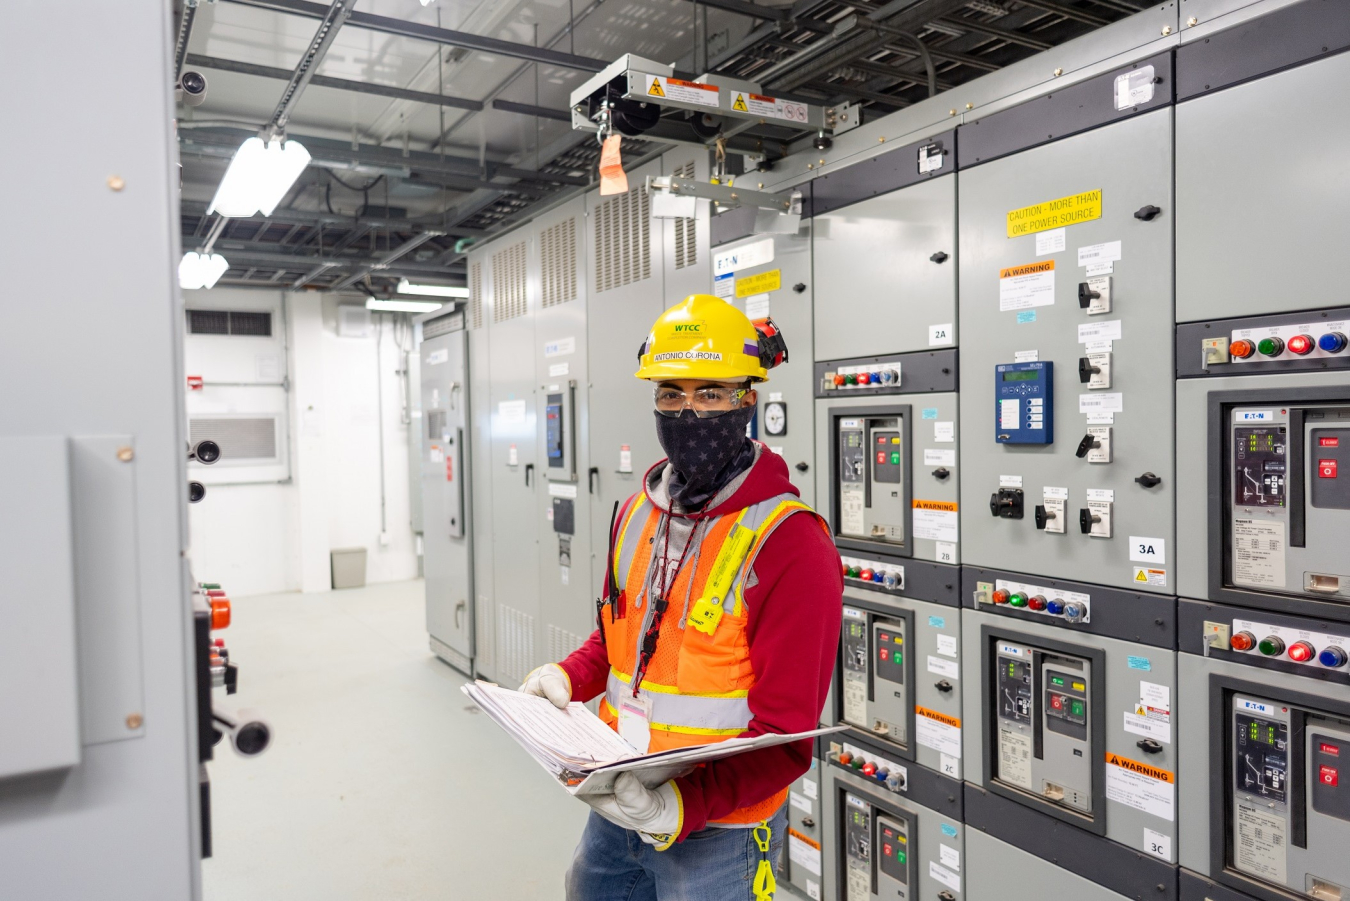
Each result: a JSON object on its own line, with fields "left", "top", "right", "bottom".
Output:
{"left": 559, "top": 444, "right": 844, "bottom": 841}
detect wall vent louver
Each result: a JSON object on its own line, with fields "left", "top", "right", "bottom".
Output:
{"left": 469, "top": 261, "right": 483, "bottom": 330}
{"left": 673, "top": 160, "right": 697, "bottom": 270}
{"left": 188, "top": 416, "right": 279, "bottom": 462}
{"left": 496, "top": 604, "right": 535, "bottom": 685}
{"left": 541, "top": 218, "right": 578, "bottom": 307}
{"left": 492, "top": 242, "right": 528, "bottom": 322}
{"left": 187, "top": 309, "right": 273, "bottom": 337}
{"left": 594, "top": 189, "right": 651, "bottom": 293}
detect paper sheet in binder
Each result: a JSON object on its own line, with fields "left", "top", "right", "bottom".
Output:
{"left": 463, "top": 681, "right": 844, "bottom": 796}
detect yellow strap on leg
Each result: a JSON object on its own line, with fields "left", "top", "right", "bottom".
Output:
{"left": 752, "top": 820, "right": 776, "bottom": 901}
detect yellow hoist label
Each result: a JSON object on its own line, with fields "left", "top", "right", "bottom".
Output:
{"left": 1006, "top": 189, "right": 1102, "bottom": 238}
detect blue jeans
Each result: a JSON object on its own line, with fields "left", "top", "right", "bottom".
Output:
{"left": 565, "top": 805, "right": 788, "bottom": 901}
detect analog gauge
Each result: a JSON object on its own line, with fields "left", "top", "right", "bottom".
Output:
{"left": 764, "top": 401, "right": 787, "bottom": 436}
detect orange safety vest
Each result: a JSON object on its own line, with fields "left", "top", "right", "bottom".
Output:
{"left": 598, "top": 488, "right": 827, "bottom": 826}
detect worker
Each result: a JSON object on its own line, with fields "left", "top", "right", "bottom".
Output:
{"left": 520, "top": 294, "right": 843, "bottom": 900}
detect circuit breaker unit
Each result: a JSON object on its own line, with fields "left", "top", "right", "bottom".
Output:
{"left": 822, "top": 734, "right": 965, "bottom": 901}
{"left": 838, "top": 414, "right": 908, "bottom": 547}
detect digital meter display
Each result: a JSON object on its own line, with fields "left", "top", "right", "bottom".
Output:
{"left": 1234, "top": 426, "right": 1286, "bottom": 507}
{"left": 1235, "top": 712, "right": 1288, "bottom": 803}
{"left": 1001, "top": 370, "right": 1040, "bottom": 382}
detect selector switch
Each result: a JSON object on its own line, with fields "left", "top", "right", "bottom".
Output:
{"left": 1077, "top": 276, "right": 1112, "bottom": 315}
{"left": 990, "top": 487, "right": 1025, "bottom": 519}
{"left": 1036, "top": 498, "right": 1066, "bottom": 534}
{"left": 1078, "top": 352, "right": 1112, "bottom": 389}
{"left": 1079, "top": 501, "right": 1112, "bottom": 538}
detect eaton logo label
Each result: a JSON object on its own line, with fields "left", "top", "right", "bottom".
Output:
{"left": 1237, "top": 410, "right": 1275, "bottom": 422}
{"left": 998, "top": 643, "right": 1026, "bottom": 658}
{"left": 1238, "top": 698, "right": 1275, "bottom": 715}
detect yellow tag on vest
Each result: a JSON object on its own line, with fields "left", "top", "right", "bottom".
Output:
{"left": 688, "top": 523, "right": 756, "bottom": 635}
{"left": 687, "top": 597, "right": 725, "bottom": 635}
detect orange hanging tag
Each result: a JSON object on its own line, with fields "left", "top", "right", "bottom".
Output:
{"left": 599, "top": 134, "right": 629, "bottom": 196}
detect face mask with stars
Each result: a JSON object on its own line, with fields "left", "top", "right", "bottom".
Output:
{"left": 653, "top": 406, "right": 756, "bottom": 509}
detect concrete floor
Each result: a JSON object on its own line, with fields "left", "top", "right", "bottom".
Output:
{"left": 202, "top": 579, "right": 588, "bottom": 901}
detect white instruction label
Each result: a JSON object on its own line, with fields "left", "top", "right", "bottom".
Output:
{"left": 1236, "top": 802, "right": 1287, "bottom": 882}
{"left": 508, "top": 444, "right": 519, "bottom": 466}
{"left": 1105, "top": 755, "right": 1174, "bottom": 821}
{"left": 648, "top": 74, "right": 720, "bottom": 108}
{"left": 1036, "top": 228, "right": 1066, "bottom": 256}
{"left": 714, "top": 237, "right": 774, "bottom": 276}
{"left": 917, "top": 710, "right": 962, "bottom": 759}
{"left": 426, "top": 349, "right": 448, "bottom": 365}
{"left": 999, "top": 474, "right": 1023, "bottom": 488}
{"left": 713, "top": 273, "right": 734, "bottom": 298}
{"left": 913, "top": 508, "right": 959, "bottom": 543}
{"left": 936, "top": 634, "right": 958, "bottom": 658}
{"left": 544, "top": 336, "right": 576, "bottom": 357}
{"left": 999, "top": 729, "right": 1033, "bottom": 788}
{"left": 1144, "top": 828, "right": 1172, "bottom": 862}
{"left": 1129, "top": 537, "right": 1166, "bottom": 564}
{"left": 1043, "top": 486, "right": 1069, "bottom": 500}
{"left": 619, "top": 445, "right": 632, "bottom": 473}
{"left": 929, "top": 323, "right": 955, "bottom": 346}
{"left": 549, "top": 362, "right": 570, "bottom": 377}
{"left": 807, "top": 879, "right": 820, "bottom": 900}
{"left": 1000, "top": 399, "right": 1020, "bottom": 429}
{"left": 924, "top": 448, "right": 956, "bottom": 467}
{"left": 498, "top": 399, "right": 527, "bottom": 423}
{"left": 1079, "top": 392, "right": 1124, "bottom": 414}
{"left": 940, "top": 844, "right": 961, "bottom": 872}
{"left": 1124, "top": 710, "right": 1171, "bottom": 743}
{"left": 802, "top": 778, "right": 818, "bottom": 800}
{"left": 744, "top": 293, "right": 770, "bottom": 320}
{"left": 935, "top": 542, "right": 956, "bottom": 564}
{"left": 999, "top": 262, "right": 1056, "bottom": 311}
{"left": 1086, "top": 488, "right": 1114, "bottom": 502}
{"left": 790, "top": 792, "right": 812, "bottom": 814}
{"left": 1078, "top": 319, "right": 1122, "bottom": 343}
{"left": 927, "top": 656, "right": 959, "bottom": 679}
{"left": 789, "top": 832, "right": 822, "bottom": 876}
{"left": 934, "top": 421, "right": 954, "bottom": 442}
{"left": 1115, "top": 66, "right": 1156, "bottom": 110}
{"left": 1014, "top": 349, "right": 1040, "bottom": 363}
{"left": 1086, "top": 261, "right": 1114, "bottom": 276}
{"left": 929, "top": 862, "right": 962, "bottom": 893}
{"left": 1078, "top": 241, "right": 1122, "bottom": 267}
{"left": 1233, "top": 519, "right": 1286, "bottom": 587}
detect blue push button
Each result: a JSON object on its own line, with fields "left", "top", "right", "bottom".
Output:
{"left": 1319, "top": 646, "right": 1348, "bottom": 668}
{"left": 1319, "top": 332, "right": 1348, "bottom": 354}
{"left": 1046, "top": 600, "right": 1065, "bottom": 615}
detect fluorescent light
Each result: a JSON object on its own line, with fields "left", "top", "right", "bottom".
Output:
{"left": 397, "top": 278, "right": 470, "bottom": 297}
{"left": 419, "top": 0, "right": 436, "bottom": 5}
{"left": 365, "top": 298, "right": 444, "bottom": 313}
{"left": 179, "top": 252, "right": 230, "bottom": 290}
{"left": 208, "top": 137, "right": 312, "bottom": 218}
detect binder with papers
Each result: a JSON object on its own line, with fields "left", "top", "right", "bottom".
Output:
{"left": 462, "top": 681, "right": 845, "bottom": 796}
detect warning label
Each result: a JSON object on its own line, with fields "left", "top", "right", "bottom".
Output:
{"left": 788, "top": 828, "right": 822, "bottom": 876}
{"left": 1105, "top": 752, "right": 1175, "bottom": 821}
{"left": 1007, "top": 190, "right": 1103, "bottom": 238}
{"left": 731, "top": 91, "right": 810, "bottom": 123}
{"left": 998, "top": 260, "right": 1056, "bottom": 311}
{"left": 1133, "top": 566, "right": 1167, "bottom": 587}
{"left": 648, "top": 75, "right": 719, "bottom": 108}
{"left": 736, "top": 269, "right": 781, "bottom": 297}
{"left": 913, "top": 499, "right": 959, "bottom": 512}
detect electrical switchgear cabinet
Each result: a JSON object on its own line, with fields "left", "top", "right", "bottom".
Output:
{"left": 962, "top": 567, "right": 1179, "bottom": 861}
{"left": 963, "top": 827, "right": 1140, "bottom": 901}
{"left": 1177, "top": 599, "right": 1350, "bottom": 901}
{"left": 958, "top": 108, "right": 1175, "bottom": 594}
{"left": 781, "top": 752, "right": 826, "bottom": 900}
{"left": 421, "top": 314, "right": 474, "bottom": 674}
{"left": 465, "top": 254, "right": 498, "bottom": 681}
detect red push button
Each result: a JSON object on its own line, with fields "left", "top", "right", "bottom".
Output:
{"left": 1288, "top": 641, "right": 1316, "bottom": 663}
{"left": 1320, "top": 459, "right": 1338, "bottom": 479}
{"left": 1288, "top": 334, "right": 1315, "bottom": 356}
{"left": 1320, "top": 765, "right": 1339, "bottom": 787}
{"left": 1050, "top": 694, "right": 1064, "bottom": 710}
{"left": 879, "top": 648, "right": 889, "bottom": 661}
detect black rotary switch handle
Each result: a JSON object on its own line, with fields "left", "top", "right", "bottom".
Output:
{"left": 1078, "top": 357, "right": 1099, "bottom": 383}
{"left": 1079, "top": 508, "right": 1099, "bottom": 534}
{"left": 1137, "top": 739, "right": 1164, "bottom": 754}
{"left": 932, "top": 467, "right": 950, "bottom": 480}
{"left": 1077, "top": 282, "right": 1100, "bottom": 309}
{"left": 795, "top": 461, "right": 810, "bottom": 473}
{"left": 1034, "top": 505, "right": 1049, "bottom": 530}
{"left": 935, "top": 680, "right": 954, "bottom": 693}
{"left": 1134, "top": 204, "right": 1162, "bottom": 221}
{"left": 1135, "top": 472, "right": 1162, "bottom": 488}
{"left": 1076, "top": 434, "right": 1097, "bottom": 459}
{"left": 929, "top": 251, "right": 949, "bottom": 263}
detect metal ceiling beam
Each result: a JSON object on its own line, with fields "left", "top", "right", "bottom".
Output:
{"left": 173, "top": 0, "right": 199, "bottom": 79}
{"left": 179, "top": 200, "right": 485, "bottom": 237}
{"left": 222, "top": 0, "right": 609, "bottom": 72}
{"left": 490, "top": 99, "right": 571, "bottom": 122}
{"left": 265, "top": 0, "right": 359, "bottom": 139}
{"left": 686, "top": 0, "right": 787, "bottom": 21}
{"left": 216, "top": 246, "right": 459, "bottom": 276}
{"left": 329, "top": 231, "right": 446, "bottom": 290}
{"left": 936, "top": 15, "right": 1052, "bottom": 51}
{"left": 1013, "top": 0, "right": 1110, "bottom": 27}
{"left": 186, "top": 54, "right": 483, "bottom": 112}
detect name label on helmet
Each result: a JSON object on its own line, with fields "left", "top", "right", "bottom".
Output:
{"left": 653, "top": 351, "right": 723, "bottom": 362}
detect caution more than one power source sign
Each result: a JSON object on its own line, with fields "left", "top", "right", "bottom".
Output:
{"left": 1007, "top": 189, "right": 1103, "bottom": 238}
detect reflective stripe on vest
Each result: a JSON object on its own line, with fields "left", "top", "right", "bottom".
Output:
{"left": 612, "top": 493, "right": 651, "bottom": 592}
{"left": 604, "top": 670, "right": 751, "bottom": 735}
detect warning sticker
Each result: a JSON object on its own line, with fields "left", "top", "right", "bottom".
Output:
{"left": 913, "top": 506, "right": 958, "bottom": 542}
{"left": 1133, "top": 566, "right": 1168, "bottom": 587}
{"left": 1007, "top": 189, "right": 1103, "bottom": 238}
{"left": 648, "top": 75, "right": 719, "bottom": 107}
{"left": 998, "top": 260, "right": 1055, "bottom": 311}
{"left": 730, "top": 91, "right": 810, "bottom": 123}
{"left": 1105, "top": 753, "right": 1175, "bottom": 821}
{"left": 1233, "top": 518, "right": 1286, "bottom": 587}
{"left": 736, "top": 269, "right": 781, "bottom": 297}
{"left": 788, "top": 828, "right": 822, "bottom": 876}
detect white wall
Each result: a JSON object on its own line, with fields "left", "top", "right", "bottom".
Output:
{"left": 183, "top": 287, "right": 419, "bottom": 596}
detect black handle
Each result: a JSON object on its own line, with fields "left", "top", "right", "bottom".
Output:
{"left": 1077, "top": 282, "right": 1100, "bottom": 309}
{"left": 934, "top": 680, "right": 953, "bottom": 693}
{"left": 795, "top": 461, "right": 810, "bottom": 473}
{"left": 801, "top": 816, "right": 816, "bottom": 828}
{"left": 524, "top": 463, "right": 534, "bottom": 487}
{"left": 1078, "top": 356, "right": 1097, "bottom": 383}
{"left": 1134, "top": 204, "right": 1162, "bottom": 221}
{"left": 1079, "top": 508, "right": 1095, "bottom": 534}
{"left": 1134, "top": 471, "right": 1162, "bottom": 489}
{"left": 1076, "top": 434, "right": 1096, "bottom": 459}
{"left": 1034, "top": 504, "right": 1049, "bottom": 530}
{"left": 1289, "top": 408, "right": 1306, "bottom": 548}
{"left": 1136, "top": 738, "right": 1163, "bottom": 754}
{"left": 589, "top": 466, "right": 600, "bottom": 494}
{"left": 932, "top": 467, "right": 950, "bottom": 480}
{"left": 929, "top": 251, "right": 949, "bottom": 264}
{"left": 793, "top": 282, "right": 808, "bottom": 293}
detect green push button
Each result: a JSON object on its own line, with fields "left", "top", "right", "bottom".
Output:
{"left": 1257, "top": 337, "right": 1285, "bottom": 357}
{"left": 889, "top": 452, "right": 901, "bottom": 465}
{"left": 847, "top": 566, "right": 861, "bottom": 578}
{"left": 845, "top": 373, "right": 858, "bottom": 385}
{"left": 1258, "top": 636, "right": 1285, "bottom": 656}
{"left": 1009, "top": 592, "right": 1028, "bottom": 608}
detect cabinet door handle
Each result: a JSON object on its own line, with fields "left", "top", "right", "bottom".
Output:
{"left": 589, "top": 467, "right": 600, "bottom": 494}
{"left": 524, "top": 463, "right": 534, "bottom": 487}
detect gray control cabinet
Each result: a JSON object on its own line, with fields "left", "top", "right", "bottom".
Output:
{"left": 465, "top": 254, "right": 497, "bottom": 681}
{"left": 813, "top": 174, "right": 957, "bottom": 360}
{"left": 714, "top": 225, "right": 816, "bottom": 505}
{"left": 821, "top": 753, "right": 965, "bottom": 901}
{"left": 585, "top": 160, "right": 666, "bottom": 600}
{"left": 958, "top": 110, "right": 1175, "bottom": 593}
{"left": 781, "top": 755, "right": 826, "bottom": 900}
{"left": 532, "top": 197, "right": 594, "bottom": 660}
{"left": 962, "top": 600, "right": 1179, "bottom": 861}
{"left": 1177, "top": 51, "right": 1350, "bottom": 323}
{"left": 965, "top": 829, "right": 1134, "bottom": 901}
{"left": 420, "top": 313, "right": 474, "bottom": 674}
{"left": 1177, "top": 603, "right": 1350, "bottom": 901}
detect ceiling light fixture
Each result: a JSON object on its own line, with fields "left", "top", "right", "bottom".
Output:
{"left": 179, "top": 252, "right": 230, "bottom": 290}
{"left": 396, "top": 278, "right": 470, "bottom": 298}
{"left": 208, "top": 137, "right": 312, "bottom": 218}
{"left": 366, "top": 298, "right": 444, "bottom": 313}
{"left": 419, "top": 0, "right": 437, "bottom": 5}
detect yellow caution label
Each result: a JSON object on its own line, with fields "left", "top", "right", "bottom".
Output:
{"left": 1105, "top": 752, "right": 1174, "bottom": 784}
{"left": 999, "top": 259, "right": 1055, "bottom": 279}
{"left": 913, "top": 499, "right": 959, "bottom": 512}
{"left": 732, "top": 92, "right": 749, "bottom": 112}
{"left": 736, "top": 269, "right": 781, "bottom": 297}
{"left": 788, "top": 828, "right": 821, "bottom": 850}
{"left": 1006, "top": 189, "right": 1102, "bottom": 238}
{"left": 648, "top": 76, "right": 666, "bottom": 97}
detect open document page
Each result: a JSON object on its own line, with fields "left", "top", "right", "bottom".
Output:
{"left": 463, "top": 681, "right": 845, "bottom": 796}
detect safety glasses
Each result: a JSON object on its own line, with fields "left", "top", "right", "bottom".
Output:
{"left": 653, "top": 384, "right": 751, "bottom": 418}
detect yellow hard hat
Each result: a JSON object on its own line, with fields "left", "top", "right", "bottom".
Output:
{"left": 635, "top": 294, "right": 782, "bottom": 383}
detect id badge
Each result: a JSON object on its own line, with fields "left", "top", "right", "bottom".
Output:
{"left": 618, "top": 695, "right": 652, "bottom": 754}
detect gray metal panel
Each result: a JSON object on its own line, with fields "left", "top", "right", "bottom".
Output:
{"left": 71, "top": 436, "right": 147, "bottom": 746}
{"left": 1175, "top": 370, "right": 1350, "bottom": 604}
{"left": 957, "top": 53, "right": 1174, "bottom": 169}
{"left": 961, "top": 606, "right": 1180, "bottom": 857}
{"left": 963, "top": 793, "right": 1175, "bottom": 901}
{"left": 808, "top": 131, "right": 954, "bottom": 218}
{"left": 958, "top": 110, "right": 1175, "bottom": 594}
{"left": 1176, "top": 51, "right": 1350, "bottom": 323}
{"left": 0, "top": 437, "right": 80, "bottom": 778}
{"left": 814, "top": 350, "right": 960, "bottom": 398}
{"left": 422, "top": 327, "right": 474, "bottom": 673}
{"left": 532, "top": 196, "right": 594, "bottom": 659}
{"left": 406, "top": 336, "right": 423, "bottom": 535}
{"left": 661, "top": 149, "right": 713, "bottom": 302}
{"left": 1175, "top": 307, "right": 1350, "bottom": 378}
{"left": 467, "top": 298, "right": 496, "bottom": 681}
{"left": 585, "top": 160, "right": 666, "bottom": 606}
{"left": 710, "top": 204, "right": 759, "bottom": 249}
{"left": 1, "top": 0, "right": 200, "bottom": 890}
{"left": 1174, "top": 0, "right": 1350, "bottom": 100}
{"left": 723, "top": 225, "right": 816, "bottom": 505}
{"left": 813, "top": 174, "right": 957, "bottom": 360}
{"left": 782, "top": 755, "right": 824, "bottom": 898}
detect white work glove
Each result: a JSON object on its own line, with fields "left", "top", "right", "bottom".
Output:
{"left": 519, "top": 663, "right": 571, "bottom": 709}
{"left": 583, "top": 772, "right": 683, "bottom": 849}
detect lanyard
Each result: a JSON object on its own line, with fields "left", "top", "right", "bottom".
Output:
{"left": 631, "top": 513, "right": 700, "bottom": 694}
